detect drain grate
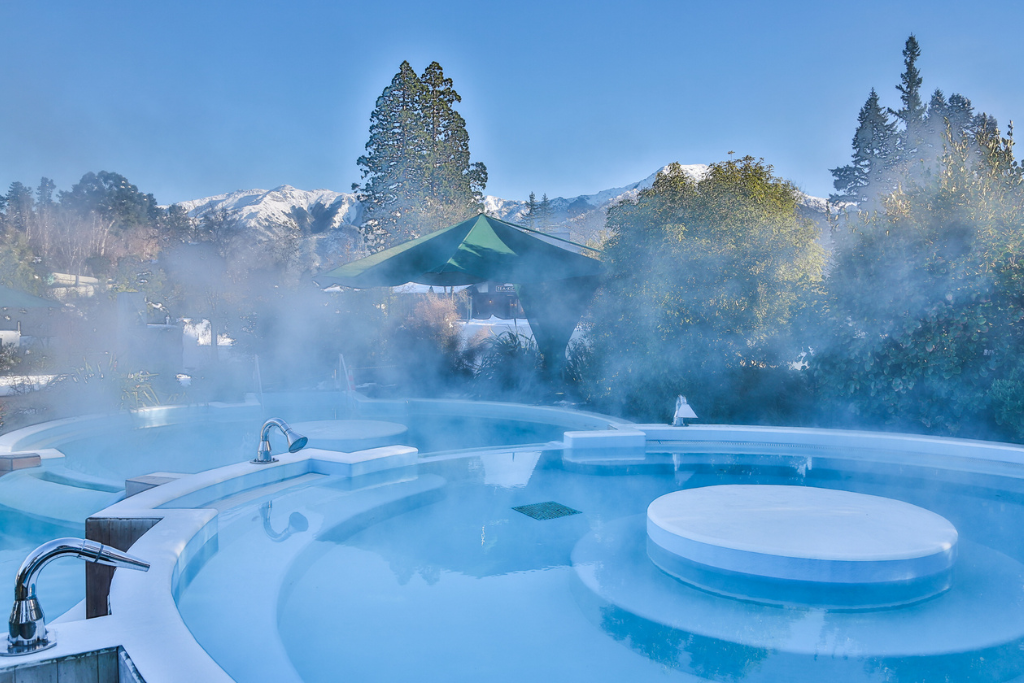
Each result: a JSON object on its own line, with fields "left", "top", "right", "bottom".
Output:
{"left": 512, "top": 501, "right": 581, "bottom": 520}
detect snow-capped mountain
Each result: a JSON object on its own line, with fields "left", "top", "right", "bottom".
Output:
{"left": 174, "top": 164, "right": 829, "bottom": 258}
{"left": 172, "top": 185, "right": 365, "bottom": 269}
{"left": 482, "top": 164, "right": 710, "bottom": 245}
{"left": 482, "top": 163, "right": 710, "bottom": 225}
{"left": 175, "top": 185, "right": 363, "bottom": 239}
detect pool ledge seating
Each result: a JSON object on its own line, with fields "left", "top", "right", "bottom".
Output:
{"left": 9, "top": 415, "right": 1024, "bottom": 682}
{"left": 0, "top": 444, "right": 417, "bottom": 683}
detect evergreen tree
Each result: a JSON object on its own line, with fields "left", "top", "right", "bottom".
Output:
{"left": 196, "top": 207, "right": 240, "bottom": 253}
{"left": 525, "top": 192, "right": 538, "bottom": 228}
{"left": 0, "top": 232, "right": 41, "bottom": 293}
{"left": 920, "top": 88, "right": 949, "bottom": 161}
{"left": 419, "top": 61, "right": 487, "bottom": 232}
{"left": 895, "top": 36, "right": 925, "bottom": 121}
{"left": 35, "top": 177, "right": 56, "bottom": 207}
{"left": 813, "top": 115, "right": 1024, "bottom": 438}
{"left": 4, "top": 182, "right": 34, "bottom": 234}
{"left": 921, "top": 90, "right": 990, "bottom": 172}
{"left": 947, "top": 94, "right": 977, "bottom": 135}
{"left": 60, "top": 171, "right": 159, "bottom": 230}
{"left": 33, "top": 177, "right": 56, "bottom": 243}
{"left": 536, "top": 193, "right": 552, "bottom": 229}
{"left": 59, "top": 171, "right": 159, "bottom": 260}
{"left": 356, "top": 61, "right": 486, "bottom": 250}
{"left": 357, "top": 61, "right": 426, "bottom": 250}
{"left": 0, "top": 183, "right": 43, "bottom": 293}
{"left": 830, "top": 89, "right": 898, "bottom": 207}
{"left": 894, "top": 35, "right": 926, "bottom": 153}
{"left": 161, "top": 203, "right": 198, "bottom": 243}
{"left": 832, "top": 37, "right": 996, "bottom": 211}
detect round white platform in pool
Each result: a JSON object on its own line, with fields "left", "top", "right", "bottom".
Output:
{"left": 290, "top": 420, "right": 408, "bottom": 452}
{"left": 647, "top": 485, "right": 958, "bottom": 605}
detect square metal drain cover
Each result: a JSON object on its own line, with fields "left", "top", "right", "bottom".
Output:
{"left": 512, "top": 501, "right": 581, "bottom": 520}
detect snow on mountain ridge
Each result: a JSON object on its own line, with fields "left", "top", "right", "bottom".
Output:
{"left": 168, "top": 185, "right": 365, "bottom": 272}
{"left": 175, "top": 185, "right": 362, "bottom": 233}
{"left": 483, "top": 164, "right": 710, "bottom": 226}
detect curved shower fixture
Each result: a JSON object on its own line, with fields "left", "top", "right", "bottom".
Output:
{"left": 4, "top": 538, "right": 150, "bottom": 656}
{"left": 253, "top": 418, "right": 308, "bottom": 464}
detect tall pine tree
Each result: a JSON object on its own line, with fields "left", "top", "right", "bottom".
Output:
{"left": 919, "top": 90, "right": 985, "bottom": 169}
{"left": 356, "top": 61, "right": 486, "bottom": 250}
{"left": 537, "top": 193, "right": 552, "bottom": 229}
{"left": 4, "top": 182, "right": 34, "bottom": 234}
{"left": 33, "top": 177, "right": 56, "bottom": 244}
{"left": 356, "top": 61, "right": 427, "bottom": 250}
{"left": 832, "top": 36, "right": 994, "bottom": 210}
{"left": 831, "top": 89, "right": 898, "bottom": 208}
{"left": 947, "top": 94, "right": 980, "bottom": 137}
{"left": 419, "top": 62, "right": 487, "bottom": 233}
{"left": 891, "top": 35, "right": 927, "bottom": 174}
{"left": 895, "top": 36, "right": 925, "bottom": 129}
{"left": 525, "top": 192, "right": 538, "bottom": 228}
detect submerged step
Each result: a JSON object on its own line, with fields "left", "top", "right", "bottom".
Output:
{"left": 125, "top": 472, "right": 187, "bottom": 498}
{"left": 0, "top": 470, "right": 122, "bottom": 526}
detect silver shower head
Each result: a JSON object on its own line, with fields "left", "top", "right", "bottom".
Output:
{"left": 282, "top": 425, "right": 308, "bottom": 453}
{"left": 253, "top": 418, "right": 308, "bottom": 464}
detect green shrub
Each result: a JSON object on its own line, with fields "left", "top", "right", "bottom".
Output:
{"left": 475, "top": 331, "right": 542, "bottom": 400}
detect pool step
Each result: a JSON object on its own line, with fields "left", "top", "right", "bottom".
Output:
{"left": 125, "top": 472, "right": 187, "bottom": 498}
{"left": 0, "top": 470, "right": 122, "bottom": 526}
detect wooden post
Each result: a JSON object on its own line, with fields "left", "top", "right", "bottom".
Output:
{"left": 84, "top": 517, "right": 160, "bottom": 618}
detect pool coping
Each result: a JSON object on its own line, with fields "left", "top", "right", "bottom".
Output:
{"left": 0, "top": 393, "right": 630, "bottom": 462}
{"left": 0, "top": 444, "right": 420, "bottom": 681}
{"left": 73, "top": 425, "right": 1024, "bottom": 681}
{"left": 0, "top": 394, "right": 628, "bottom": 525}
{"left": 567, "top": 423, "right": 1024, "bottom": 478}
{"left": 7, "top": 403, "right": 1024, "bottom": 680}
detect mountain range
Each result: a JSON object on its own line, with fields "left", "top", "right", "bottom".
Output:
{"left": 174, "top": 164, "right": 831, "bottom": 268}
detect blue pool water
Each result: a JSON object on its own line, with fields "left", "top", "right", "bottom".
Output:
{"left": 0, "top": 412, "right": 573, "bottom": 623}
{"left": 175, "top": 448, "right": 1024, "bottom": 682}
{"left": 53, "top": 416, "right": 567, "bottom": 485}
{"left": 0, "top": 508, "right": 83, "bottom": 620}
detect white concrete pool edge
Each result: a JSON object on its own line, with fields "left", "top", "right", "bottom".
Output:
{"left": 566, "top": 423, "right": 1024, "bottom": 475}
{"left": 109, "top": 445, "right": 417, "bottom": 682}
{"left": 0, "top": 395, "right": 625, "bottom": 525}
{"left": 0, "top": 394, "right": 628, "bottom": 460}
{"left": 9, "top": 406, "right": 1024, "bottom": 681}
{"left": 0, "top": 398, "right": 267, "bottom": 453}
{"left": 114, "top": 422, "right": 1024, "bottom": 682}
{"left": 0, "top": 444, "right": 418, "bottom": 681}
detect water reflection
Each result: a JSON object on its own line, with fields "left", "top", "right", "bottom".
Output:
{"left": 259, "top": 501, "right": 308, "bottom": 542}
{"left": 600, "top": 603, "right": 769, "bottom": 680}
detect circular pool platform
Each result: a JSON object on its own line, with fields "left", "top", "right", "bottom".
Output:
{"left": 646, "top": 485, "right": 958, "bottom": 607}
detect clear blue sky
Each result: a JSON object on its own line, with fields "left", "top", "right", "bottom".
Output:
{"left": 2, "top": 0, "right": 1022, "bottom": 205}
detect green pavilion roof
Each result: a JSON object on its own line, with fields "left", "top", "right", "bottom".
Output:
{"left": 315, "top": 213, "right": 602, "bottom": 289}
